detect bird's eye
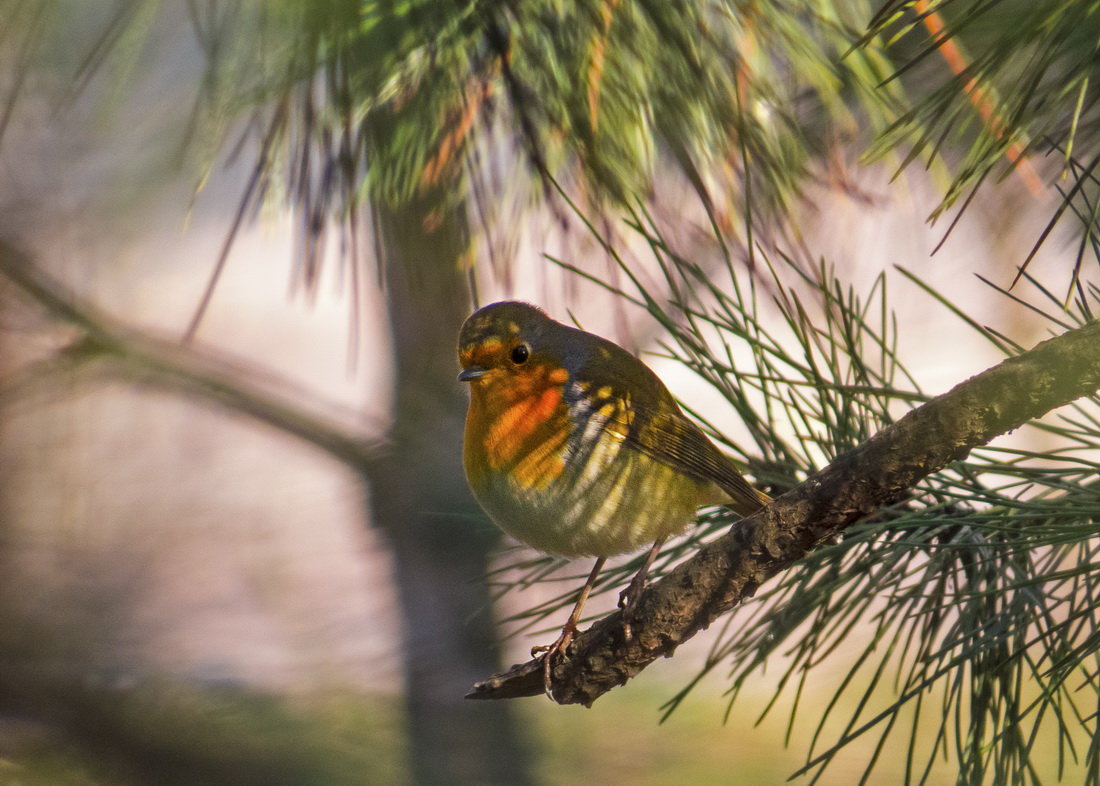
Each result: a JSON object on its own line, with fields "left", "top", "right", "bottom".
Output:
{"left": 510, "top": 344, "right": 530, "bottom": 365}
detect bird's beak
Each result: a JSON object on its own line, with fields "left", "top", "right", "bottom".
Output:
{"left": 458, "top": 366, "right": 487, "bottom": 382}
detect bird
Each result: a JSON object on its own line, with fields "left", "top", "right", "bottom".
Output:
{"left": 457, "top": 300, "right": 770, "bottom": 691}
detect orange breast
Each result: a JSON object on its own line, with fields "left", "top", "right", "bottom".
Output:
{"left": 465, "top": 365, "right": 570, "bottom": 490}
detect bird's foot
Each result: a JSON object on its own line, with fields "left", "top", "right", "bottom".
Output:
{"left": 617, "top": 574, "right": 648, "bottom": 642}
{"left": 531, "top": 624, "right": 576, "bottom": 698}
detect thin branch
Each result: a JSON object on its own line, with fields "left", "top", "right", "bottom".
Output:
{"left": 0, "top": 242, "right": 383, "bottom": 468}
{"left": 183, "top": 98, "right": 289, "bottom": 343}
{"left": 468, "top": 316, "right": 1100, "bottom": 703}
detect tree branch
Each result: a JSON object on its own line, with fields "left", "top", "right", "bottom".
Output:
{"left": 468, "top": 317, "right": 1100, "bottom": 703}
{"left": 0, "top": 242, "right": 382, "bottom": 468}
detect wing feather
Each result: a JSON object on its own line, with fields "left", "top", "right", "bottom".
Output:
{"left": 562, "top": 326, "right": 769, "bottom": 516}
{"left": 625, "top": 408, "right": 770, "bottom": 515}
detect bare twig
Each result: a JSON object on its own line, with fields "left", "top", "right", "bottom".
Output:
{"left": 0, "top": 242, "right": 382, "bottom": 468}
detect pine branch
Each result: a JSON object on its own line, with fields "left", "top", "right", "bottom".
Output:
{"left": 0, "top": 242, "right": 381, "bottom": 468}
{"left": 468, "top": 317, "right": 1100, "bottom": 703}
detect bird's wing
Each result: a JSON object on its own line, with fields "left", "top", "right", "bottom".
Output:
{"left": 624, "top": 406, "right": 771, "bottom": 516}
{"left": 566, "top": 334, "right": 769, "bottom": 515}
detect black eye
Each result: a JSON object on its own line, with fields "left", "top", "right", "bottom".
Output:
{"left": 510, "top": 344, "right": 530, "bottom": 365}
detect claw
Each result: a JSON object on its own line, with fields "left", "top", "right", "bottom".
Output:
{"left": 618, "top": 578, "right": 646, "bottom": 642}
{"left": 532, "top": 624, "right": 576, "bottom": 697}
{"left": 617, "top": 537, "right": 665, "bottom": 643}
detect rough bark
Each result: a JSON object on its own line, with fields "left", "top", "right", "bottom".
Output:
{"left": 468, "top": 317, "right": 1100, "bottom": 704}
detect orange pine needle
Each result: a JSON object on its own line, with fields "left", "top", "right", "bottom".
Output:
{"left": 421, "top": 77, "right": 495, "bottom": 190}
{"left": 586, "top": 0, "right": 621, "bottom": 133}
{"left": 916, "top": 0, "right": 1045, "bottom": 197}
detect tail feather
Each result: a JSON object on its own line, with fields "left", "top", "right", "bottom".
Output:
{"left": 722, "top": 483, "right": 771, "bottom": 517}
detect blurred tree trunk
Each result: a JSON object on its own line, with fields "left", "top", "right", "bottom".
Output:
{"left": 366, "top": 190, "right": 532, "bottom": 785}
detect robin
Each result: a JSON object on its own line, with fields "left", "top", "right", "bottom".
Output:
{"left": 458, "top": 300, "right": 770, "bottom": 691}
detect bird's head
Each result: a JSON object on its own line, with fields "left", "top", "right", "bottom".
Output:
{"left": 457, "top": 301, "right": 573, "bottom": 400}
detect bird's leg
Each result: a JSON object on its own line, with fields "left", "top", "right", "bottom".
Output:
{"left": 532, "top": 556, "right": 606, "bottom": 697}
{"left": 618, "top": 537, "right": 665, "bottom": 642}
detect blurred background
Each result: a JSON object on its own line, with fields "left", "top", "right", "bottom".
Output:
{"left": 0, "top": 2, "right": 1096, "bottom": 784}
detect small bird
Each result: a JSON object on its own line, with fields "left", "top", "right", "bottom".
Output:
{"left": 458, "top": 301, "right": 770, "bottom": 690}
